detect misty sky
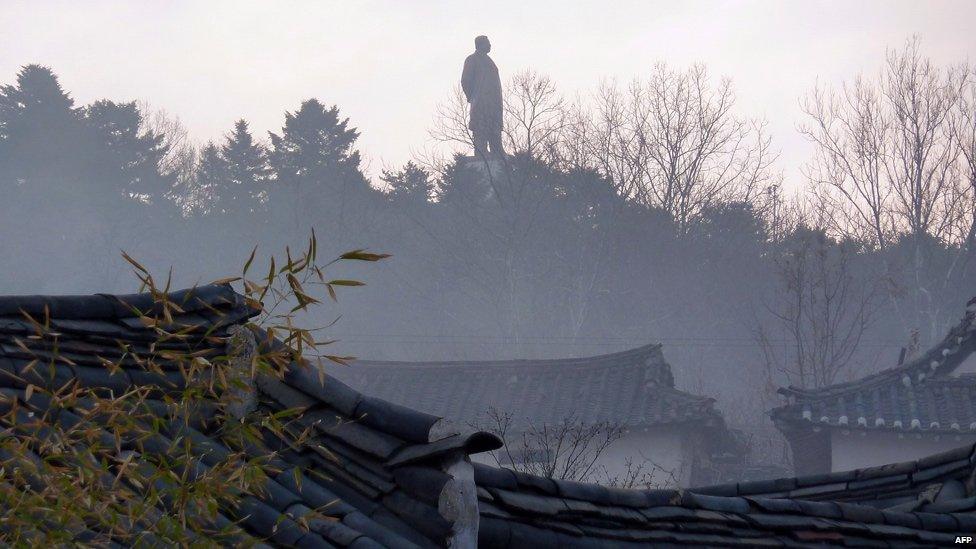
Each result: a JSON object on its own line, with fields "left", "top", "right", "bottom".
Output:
{"left": 3, "top": 0, "right": 975, "bottom": 189}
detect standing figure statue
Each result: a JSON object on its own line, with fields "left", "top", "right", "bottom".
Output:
{"left": 461, "top": 35, "right": 504, "bottom": 158}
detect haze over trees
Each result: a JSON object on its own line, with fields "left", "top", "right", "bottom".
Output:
{"left": 1, "top": 41, "right": 974, "bottom": 460}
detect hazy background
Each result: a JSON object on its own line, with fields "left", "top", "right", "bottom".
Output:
{"left": 2, "top": 0, "right": 976, "bottom": 471}
{"left": 4, "top": 0, "right": 974, "bottom": 186}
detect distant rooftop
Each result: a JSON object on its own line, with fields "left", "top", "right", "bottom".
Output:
{"left": 332, "top": 343, "right": 725, "bottom": 431}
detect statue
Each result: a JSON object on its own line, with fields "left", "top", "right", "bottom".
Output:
{"left": 461, "top": 35, "right": 504, "bottom": 158}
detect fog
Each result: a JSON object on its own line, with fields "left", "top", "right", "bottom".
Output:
{"left": 2, "top": 3, "right": 976, "bottom": 476}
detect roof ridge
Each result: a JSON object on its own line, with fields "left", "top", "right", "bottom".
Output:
{"left": 324, "top": 342, "right": 731, "bottom": 429}
{"left": 0, "top": 283, "right": 246, "bottom": 320}
{"left": 349, "top": 342, "right": 664, "bottom": 370}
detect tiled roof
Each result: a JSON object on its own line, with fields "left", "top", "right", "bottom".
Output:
{"left": 773, "top": 297, "right": 976, "bottom": 434}
{"left": 694, "top": 441, "right": 976, "bottom": 509}
{"left": 331, "top": 344, "right": 723, "bottom": 431}
{"left": 6, "top": 284, "right": 976, "bottom": 547}
{"left": 474, "top": 442, "right": 976, "bottom": 547}
{"left": 0, "top": 284, "right": 500, "bottom": 546}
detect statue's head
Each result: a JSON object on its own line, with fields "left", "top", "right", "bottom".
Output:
{"left": 475, "top": 35, "right": 491, "bottom": 54}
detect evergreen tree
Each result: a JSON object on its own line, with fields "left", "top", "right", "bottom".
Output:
{"left": 218, "top": 119, "right": 269, "bottom": 215}
{"left": 194, "top": 142, "right": 227, "bottom": 215}
{"left": 0, "top": 65, "right": 82, "bottom": 187}
{"left": 267, "top": 99, "right": 374, "bottom": 241}
{"left": 433, "top": 154, "right": 488, "bottom": 204}
{"left": 268, "top": 99, "right": 367, "bottom": 190}
{"left": 381, "top": 161, "right": 434, "bottom": 205}
{"left": 83, "top": 100, "right": 171, "bottom": 204}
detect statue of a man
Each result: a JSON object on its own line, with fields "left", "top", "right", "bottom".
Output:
{"left": 461, "top": 35, "right": 504, "bottom": 158}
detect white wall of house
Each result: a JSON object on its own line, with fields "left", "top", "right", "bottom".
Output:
{"left": 831, "top": 430, "right": 976, "bottom": 472}
{"left": 955, "top": 353, "right": 976, "bottom": 374}
{"left": 599, "top": 427, "right": 691, "bottom": 487}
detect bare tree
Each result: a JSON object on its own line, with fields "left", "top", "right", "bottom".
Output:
{"left": 595, "top": 454, "right": 680, "bottom": 490}
{"left": 584, "top": 64, "right": 775, "bottom": 230}
{"left": 951, "top": 64, "right": 976, "bottom": 256}
{"left": 428, "top": 85, "right": 474, "bottom": 156}
{"left": 430, "top": 70, "right": 567, "bottom": 161}
{"left": 137, "top": 101, "right": 200, "bottom": 214}
{"left": 558, "top": 82, "right": 636, "bottom": 196}
{"left": 800, "top": 38, "right": 966, "bottom": 248}
{"left": 502, "top": 70, "right": 566, "bottom": 159}
{"left": 138, "top": 101, "right": 195, "bottom": 181}
{"left": 801, "top": 78, "right": 895, "bottom": 247}
{"left": 475, "top": 407, "right": 678, "bottom": 488}
{"left": 756, "top": 229, "right": 883, "bottom": 389}
{"left": 800, "top": 39, "right": 974, "bottom": 342}
{"left": 885, "top": 49, "right": 961, "bottom": 242}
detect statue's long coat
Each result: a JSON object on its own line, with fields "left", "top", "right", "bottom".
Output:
{"left": 461, "top": 52, "right": 503, "bottom": 135}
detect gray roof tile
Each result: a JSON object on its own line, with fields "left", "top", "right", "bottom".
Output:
{"left": 329, "top": 344, "right": 723, "bottom": 431}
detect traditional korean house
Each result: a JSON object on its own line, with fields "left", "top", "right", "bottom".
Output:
{"left": 772, "top": 297, "right": 976, "bottom": 475}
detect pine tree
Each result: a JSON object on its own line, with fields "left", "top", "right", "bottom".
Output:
{"left": 83, "top": 100, "right": 171, "bottom": 204}
{"left": 219, "top": 119, "right": 270, "bottom": 216}
{"left": 195, "top": 142, "right": 227, "bottom": 215}
{"left": 381, "top": 161, "right": 434, "bottom": 205}
{"left": 268, "top": 99, "right": 367, "bottom": 190}
{"left": 267, "top": 99, "right": 373, "bottom": 237}
{"left": 0, "top": 65, "right": 82, "bottom": 187}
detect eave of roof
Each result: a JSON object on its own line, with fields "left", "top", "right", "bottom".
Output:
{"left": 0, "top": 283, "right": 248, "bottom": 320}
{"left": 772, "top": 297, "right": 976, "bottom": 433}
{"left": 780, "top": 297, "right": 976, "bottom": 400}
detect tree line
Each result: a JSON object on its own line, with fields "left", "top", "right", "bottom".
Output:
{"left": 1, "top": 39, "right": 974, "bottom": 432}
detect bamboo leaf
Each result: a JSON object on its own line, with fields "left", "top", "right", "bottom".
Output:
{"left": 242, "top": 245, "right": 258, "bottom": 277}
{"left": 324, "top": 355, "right": 355, "bottom": 366}
{"left": 326, "top": 279, "right": 365, "bottom": 287}
{"left": 339, "top": 250, "right": 391, "bottom": 262}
